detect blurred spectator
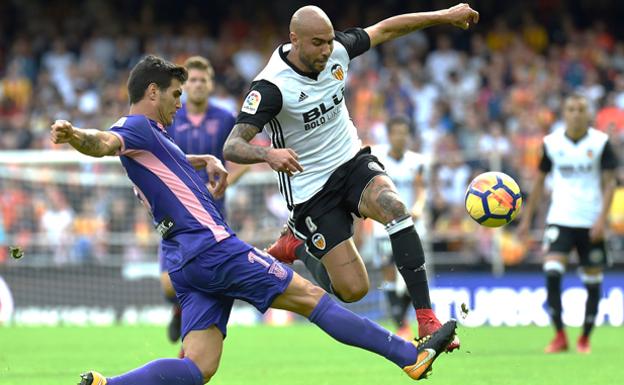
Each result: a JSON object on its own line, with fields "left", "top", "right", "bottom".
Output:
{"left": 426, "top": 34, "right": 460, "bottom": 87}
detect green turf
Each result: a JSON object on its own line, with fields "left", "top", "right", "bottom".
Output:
{"left": 0, "top": 324, "right": 621, "bottom": 385}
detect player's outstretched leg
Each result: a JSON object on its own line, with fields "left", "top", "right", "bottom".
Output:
{"left": 271, "top": 273, "right": 457, "bottom": 380}
{"left": 77, "top": 357, "right": 204, "bottom": 385}
{"left": 359, "top": 175, "right": 459, "bottom": 351}
{"left": 77, "top": 325, "right": 223, "bottom": 385}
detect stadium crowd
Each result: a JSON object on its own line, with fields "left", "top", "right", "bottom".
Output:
{"left": 0, "top": 0, "right": 623, "bottom": 265}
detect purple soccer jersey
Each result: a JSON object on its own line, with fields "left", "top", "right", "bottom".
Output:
{"left": 109, "top": 114, "right": 234, "bottom": 272}
{"left": 167, "top": 103, "right": 235, "bottom": 214}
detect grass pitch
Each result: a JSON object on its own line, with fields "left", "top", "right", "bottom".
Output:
{"left": 0, "top": 324, "right": 621, "bottom": 385}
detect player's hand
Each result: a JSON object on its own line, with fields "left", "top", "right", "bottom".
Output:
{"left": 266, "top": 148, "right": 304, "bottom": 177}
{"left": 590, "top": 218, "right": 606, "bottom": 242}
{"left": 50, "top": 120, "right": 75, "bottom": 144}
{"left": 203, "top": 155, "right": 229, "bottom": 199}
{"left": 445, "top": 3, "right": 479, "bottom": 30}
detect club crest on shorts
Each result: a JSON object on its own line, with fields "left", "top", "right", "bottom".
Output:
{"left": 312, "top": 233, "right": 326, "bottom": 250}
{"left": 368, "top": 161, "right": 384, "bottom": 172}
{"left": 331, "top": 64, "right": 344, "bottom": 81}
{"left": 241, "top": 90, "right": 261, "bottom": 115}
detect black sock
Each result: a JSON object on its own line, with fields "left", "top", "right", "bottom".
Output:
{"left": 545, "top": 270, "right": 564, "bottom": 331}
{"left": 387, "top": 216, "right": 431, "bottom": 310}
{"left": 583, "top": 282, "right": 601, "bottom": 337}
{"left": 295, "top": 244, "right": 334, "bottom": 294}
{"left": 384, "top": 288, "right": 405, "bottom": 327}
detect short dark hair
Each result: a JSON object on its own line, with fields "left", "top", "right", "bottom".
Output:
{"left": 127, "top": 55, "right": 188, "bottom": 104}
{"left": 386, "top": 115, "right": 413, "bottom": 135}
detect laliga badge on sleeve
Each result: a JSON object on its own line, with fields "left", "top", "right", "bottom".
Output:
{"left": 241, "top": 90, "right": 262, "bottom": 115}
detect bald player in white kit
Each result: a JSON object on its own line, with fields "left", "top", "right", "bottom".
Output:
{"left": 224, "top": 4, "right": 479, "bottom": 349}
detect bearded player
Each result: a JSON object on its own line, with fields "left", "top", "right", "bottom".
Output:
{"left": 224, "top": 4, "right": 479, "bottom": 349}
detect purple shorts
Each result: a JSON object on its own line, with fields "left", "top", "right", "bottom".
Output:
{"left": 168, "top": 236, "right": 294, "bottom": 340}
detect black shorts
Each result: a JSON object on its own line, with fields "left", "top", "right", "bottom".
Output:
{"left": 288, "top": 147, "right": 386, "bottom": 259}
{"left": 543, "top": 224, "right": 609, "bottom": 267}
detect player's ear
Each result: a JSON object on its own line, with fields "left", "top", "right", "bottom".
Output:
{"left": 290, "top": 31, "right": 298, "bottom": 47}
{"left": 147, "top": 83, "right": 159, "bottom": 101}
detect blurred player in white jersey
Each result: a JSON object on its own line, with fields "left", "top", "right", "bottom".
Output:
{"left": 519, "top": 94, "right": 619, "bottom": 354}
{"left": 371, "top": 116, "right": 429, "bottom": 340}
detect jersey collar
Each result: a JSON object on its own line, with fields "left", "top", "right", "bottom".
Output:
{"left": 564, "top": 129, "right": 589, "bottom": 144}
{"left": 279, "top": 44, "right": 320, "bottom": 81}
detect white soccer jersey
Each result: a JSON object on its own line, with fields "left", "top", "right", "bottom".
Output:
{"left": 371, "top": 145, "right": 428, "bottom": 238}
{"left": 541, "top": 127, "right": 618, "bottom": 228}
{"left": 236, "top": 29, "right": 371, "bottom": 208}
{"left": 373, "top": 145, "right": 427, "bottom": 207}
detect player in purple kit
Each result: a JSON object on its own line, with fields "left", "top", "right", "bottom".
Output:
{"left": 51, "top": 55, "right": 456, "bottom": 385}
{"left": 162, "top": 55, "right": 248, "bottom": 347}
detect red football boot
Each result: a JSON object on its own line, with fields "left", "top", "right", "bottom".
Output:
{"left": 576, "top": 335, "right": 591, "bottom": 354}
{"left": 416, "top": 309, "right": 460, "bottom": 352}
{"left": 266, "top": 227, "right": 302, "bottom": 264}
{"left": 544, "top": 330, "right": 568, "bottom": 353}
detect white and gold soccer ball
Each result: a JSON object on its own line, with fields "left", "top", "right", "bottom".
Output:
{"left": 464, "top": 171, "right": 523, "bottom": 228}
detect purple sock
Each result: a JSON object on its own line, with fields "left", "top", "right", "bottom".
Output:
{"left": 308, "top": 294, "right": 418, "bottom": 367}
{"left": 107, "top": 357, "right": 203, "bottom": 385}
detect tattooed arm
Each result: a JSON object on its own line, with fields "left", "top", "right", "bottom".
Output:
{"left": 50, "top": 119, "right": 120, "bottom": 157}
{"left": 223, "top": 123, "right": 303, "bottom": 177}
{"left": 223, "top": 123, "right": 267, "bottom": 164}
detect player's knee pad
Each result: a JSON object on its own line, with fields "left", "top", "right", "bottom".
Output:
{"left": 543, "top": 260, "right": 565, "bottom": 276}
{"left": 578, "top": 268, "right": 604, "bottom": 284}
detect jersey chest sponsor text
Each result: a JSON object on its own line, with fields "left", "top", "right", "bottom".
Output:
{"left": 556, "top": 162, "right": 595, "bottom": 177}
{"left": 302, "top": 87, "right": 345, "bottom": 131}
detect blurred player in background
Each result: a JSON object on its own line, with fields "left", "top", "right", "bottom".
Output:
{"left": 371, "top": 116, "right": 429, "bottom": 341}
{"left": 519, "top": 94, "right": 619, "bottom": 354}
{"left": 161, "top": 55, "right": 248, "bottom": 350}
{"left": 51, "top": 54, "right": 458, "bottom": 385}
{"left": 224, "top": 4, "right": 478, "bottom": 349}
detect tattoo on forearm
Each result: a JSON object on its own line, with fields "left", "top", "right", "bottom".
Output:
{"left": 71, "top": 131, "right": 108, "bottom": 157}
{"left": 223, "top": 123, "right": 267, "bottom": 164}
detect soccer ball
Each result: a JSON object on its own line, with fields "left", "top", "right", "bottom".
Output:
{"left": 464, "top": 171, "right": 523, "bottom": 228}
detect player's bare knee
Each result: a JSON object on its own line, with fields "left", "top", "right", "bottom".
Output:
{"left": 185, "top": 350, "right": 219, "bottom": 382}
{"left": 334, "top": 280, "right": 369, "bottom": 303}
{"left": 375, "top": 190, "right": 408, "bottom": 223}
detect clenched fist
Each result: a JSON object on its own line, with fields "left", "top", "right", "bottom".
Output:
{"left": 50, "top": 120, "right": 75, "bottom": 144}
{"left": 445, "top": 3, "right": 479, "bottom": 30}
